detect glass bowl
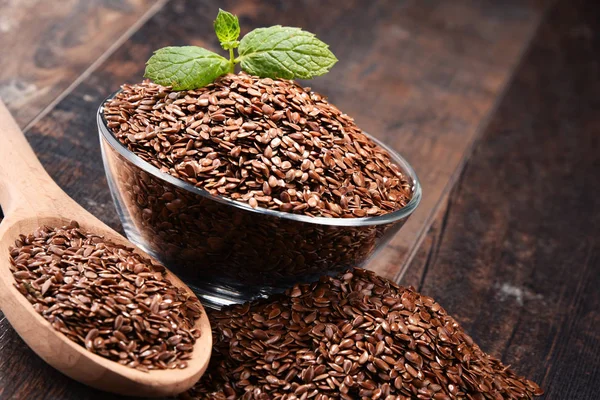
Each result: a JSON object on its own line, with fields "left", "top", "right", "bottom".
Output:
{"left": 97, "top": 93, "right": 422, "bottom": 308}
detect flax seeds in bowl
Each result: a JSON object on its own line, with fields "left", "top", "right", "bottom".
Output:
{"left": 98, "top": 72, "right": 421, "bottom": 307}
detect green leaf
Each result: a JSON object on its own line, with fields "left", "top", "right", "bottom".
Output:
{"left": 237, "top": 26, "right": 337, "bottom": 80}
{"left": 214, "top": 9, "right": 240, "bottom": 49}
{"left": 144, "top": 46, "right": 231, "bottom": 90}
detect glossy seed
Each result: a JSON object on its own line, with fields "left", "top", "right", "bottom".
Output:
{"left": 103, "top": 73, "right": 414, "bottom": 219}
{"left": 9, "top": 223, "right": 202, "bottom": 372}
{"left": 178, "top": 268, "right": 543, "bottom": 399}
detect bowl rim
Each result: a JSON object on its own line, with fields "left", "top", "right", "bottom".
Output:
{"left": 97, "top": 90, "right": 422, "bottom": 227}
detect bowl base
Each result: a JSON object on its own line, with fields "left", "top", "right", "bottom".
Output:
{"left": 185, "top": 281, "right": 273, "bottom": 310}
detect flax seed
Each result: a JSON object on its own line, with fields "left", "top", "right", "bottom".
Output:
{"left": 103, "top": 73, "right": 414, "bottom": 219}
{"left": 9, "top": 223, "right": 202, "bottom": 372}
{"left": 182, "top": 269, "right": 542, "bottom": 399}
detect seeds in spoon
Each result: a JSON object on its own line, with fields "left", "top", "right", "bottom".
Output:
{"left": 182, "top": 268, "right": 543, "bottom": 399}
{"left": 8, "top": 221, "right": 202, "bottom": 372}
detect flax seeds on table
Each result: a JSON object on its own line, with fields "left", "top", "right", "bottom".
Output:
{"left": 182, "top": 269, "right": 543, "bottom": 400}
{"left": 103, "top": 72, "right": 413, "bottom": 218}
{"left": 9, "top": 221, "right": 202, "bottom": 371}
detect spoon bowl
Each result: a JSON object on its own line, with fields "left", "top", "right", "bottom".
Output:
{"left": 0, "top": 100, "right": 211, "bottom": 397}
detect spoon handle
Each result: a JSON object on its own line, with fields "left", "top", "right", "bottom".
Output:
{"left": 0, "top": 99, "right": 63, "bottom": 216}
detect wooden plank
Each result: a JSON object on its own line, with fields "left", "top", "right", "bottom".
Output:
{"left": 369, "top": 0, "right": 550, "bottom": 281}
{"left": 402, "top": 0, "right": 600, "bottom": 398}
{"left": 0, "top": 0, "right": 547, "bottom": 398}
{"left": 0, "top": 0, "right": 163, "bottom": 127}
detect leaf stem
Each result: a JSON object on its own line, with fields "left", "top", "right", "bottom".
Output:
{"left": 229, "top": 48, "right": 235, "bottom": 73}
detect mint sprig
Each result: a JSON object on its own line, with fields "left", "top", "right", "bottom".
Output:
{"left": 144, "top": 9, "right": 337, "bottom": 90}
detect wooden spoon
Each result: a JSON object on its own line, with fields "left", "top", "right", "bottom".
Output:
{"left": 0, "top": 99, "right": 211, "bottom": 397}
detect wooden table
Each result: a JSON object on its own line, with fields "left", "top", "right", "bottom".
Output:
{"left": 0, "top": 0, "right": 598, "bottom": 398}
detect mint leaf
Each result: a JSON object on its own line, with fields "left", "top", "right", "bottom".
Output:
{"left": 144, "top": 46, "right": 231, "bottom": 90}
{"left": 214, "top": 9, "right": 240, "bottom": 49}
{"left": 237, "top": 26, "right": 337, "bottom": 80}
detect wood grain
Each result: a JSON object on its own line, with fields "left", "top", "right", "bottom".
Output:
{"left": 0, "top": 0, "right": 554, "bottom": 398}
{"left": 402, "top": 0, "right": 600, "bottom": 398}
{"left": 0, "top": 0, "right": 163, "bottom": 127}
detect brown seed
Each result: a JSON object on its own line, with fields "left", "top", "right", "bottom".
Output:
{"left": 41, "top": 279, "right": 52, "bottom": 295}
{"left": 359, "top": 351, "right": 370, "bottom": 364}
{"left": 262, "top": 104, "right": 275, "bottom": 116}
{"left": 114, "top": 315, "right": 124, "bottom": 330}
{"left": 9, "top": 223, "right": 201, "bottom": 372}
{"left": 177, "top": 268, "right": 542, "bottom": 400}
{"left": 103, "top": 73, "right": 414, "bottom": 219}
{"left": 405, "top": 351, "right": 423, "bottom": 367}
{"left": 374, "top": 358, "right": 390, "bottom": 371}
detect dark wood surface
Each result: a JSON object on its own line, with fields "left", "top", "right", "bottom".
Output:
{"left": 402, "top": 0, "right": 600, "bottom": 399}
{"left": 0, "top": 0, "right": 162, "bottom": 127}
{"left": 0, "top": 0, "right": 598, "bottom": 398}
